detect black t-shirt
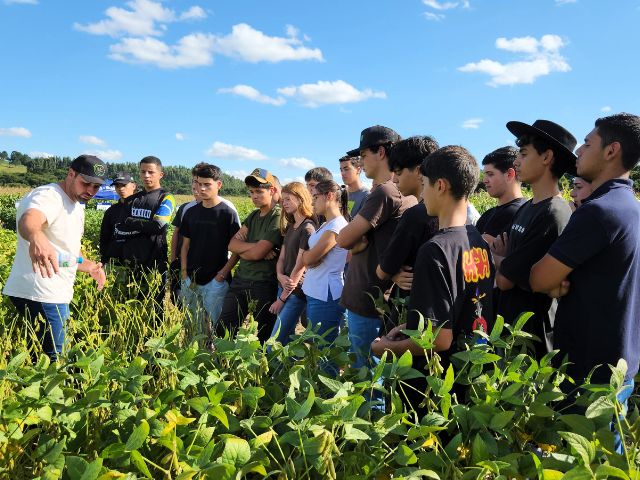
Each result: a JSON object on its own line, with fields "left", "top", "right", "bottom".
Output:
{"left": 476, "top": 197, "right": 527, "bottom": 237}
{"left": 180, "top": 202, "right": 241, "bottom": 285}
{"left": 407, "top": 225, "right": 495, "bottom": 364}
{"left": 549, "top": 179, "right": 640, "bottom": 383}
{"left": 379, "top": 200, "right": 439, "bottom": 281}
{"left": 99, "top": 199, "right": 131, "bottom": 264}
{"left": 341, "top": 181, "right": 417, "bottom": 317}
{"left": 171, "top": 201, "right": 197, "bottom": 265}
{"left": 498, "top": 196, "right": 571, "bottom": 358}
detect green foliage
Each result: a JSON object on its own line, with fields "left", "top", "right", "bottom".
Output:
{"left": 0, "top": 150, "right": 250, "bottom": 196}
{"left": 2, "top": 196, "right": 640, "bottom": 479}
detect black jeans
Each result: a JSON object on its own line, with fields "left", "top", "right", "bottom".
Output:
{"left": 216, "top": 278, "right": 278, "bottom": 343}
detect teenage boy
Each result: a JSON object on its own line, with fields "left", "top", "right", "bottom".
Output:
{"left": 116, "top": 156, "right": 176, "bottom": 317}
{"left": 491, "top": 120, "right": 575, "bottom": 360}
{"left": 372, "top": 146, "right": 495, "bottom": 415}
{"left": 180, "top": 163, "right": 241, "bottom": 338}
{"left": 476, "top": 146, "right": 526, "bottom": 243}
{"left": 530, "top": 113, "right": 640, "bottom": 389}
{"left": 99, "top": 172, "right": 137, "bottom": 264}
{"left": 305, "top": 167, "right": 333, "bottom": 195}
{"left": 339, "top": 155, "right": 370, "bottom": 216}
{"left": 3, "top": 155, "right": 107, "bottom": 360}
{"left": 169, "top": 173, "right": 201, "bottom": 304}
{"left": 217, "top": 168, "right": 283, "bottom": 343}
{"left": 376, "top": 136, "right": 440, "bottom": 294}
{"left": 338, "top": 125, "right": 417, "bottom": 370}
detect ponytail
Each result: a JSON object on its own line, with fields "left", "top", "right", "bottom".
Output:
{"left": 339, "top": 184, "right": 351, "bottom": 221}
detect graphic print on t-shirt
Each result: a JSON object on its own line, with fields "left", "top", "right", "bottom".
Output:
{"left": 462, "top": 247, "right": 491, "bottom": 283}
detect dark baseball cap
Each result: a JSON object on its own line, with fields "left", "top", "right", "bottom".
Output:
{"left": 112, "top": 172, "right": 134, "bottom": 185}
{"left": 347, "top": 125, "right": 401, "bottom": 157}
{"left": 70, "top": 154, "right": 106, "bottom": 184}
{"left": 245, "top": 168, "right": 275, "bottom": 188}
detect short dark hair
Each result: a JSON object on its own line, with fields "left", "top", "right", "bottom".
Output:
{"left": 595, "top": 113, "right": 640, "bottom": 170}
{"left": 515, "top": 134, "right": 565, "bottom": 178}
{"left": 140, "top": 155, "right": 162, "bottom": 168}
{"left": 420, "top": 145, "right": 480, "bottom": 200}
{"left": 482, "top": 146, "right": 519, "bottom": 173}
{"left": 191, "top": 162, "right": 208, "bottom": 177}
{"left": 388, "top": 135, "right": 439, "bottom": 172}
{"left": 193, "top": 163, "right": 222, "bottom": 181}
{"left": 339, "top": 155, "right": 361, "bottom": 168}
{"left": 305, "top": 167, "right": 333, "bottom": 183}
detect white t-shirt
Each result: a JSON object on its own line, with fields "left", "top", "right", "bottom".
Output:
{"left": 302, "top": 216, "right": 349, "bottom": 302}
{"left": 3, "top": 183, "right": 85, "bottom": 304}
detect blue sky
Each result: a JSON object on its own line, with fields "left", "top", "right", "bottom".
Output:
{"left": 1, "top": 0, "right": 639, "bottom": 185}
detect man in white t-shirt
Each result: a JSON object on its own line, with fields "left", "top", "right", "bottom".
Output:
{"left": 3, "top": 154, "right": 108, "bottom": 360}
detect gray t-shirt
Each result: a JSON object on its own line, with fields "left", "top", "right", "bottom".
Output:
{"left": 349, "top": 187, "right": 370, "bottom": 217}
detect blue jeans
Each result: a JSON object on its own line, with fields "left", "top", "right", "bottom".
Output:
{"left": 306, "top": 290, "right": 346, "bottom": 345}
{"left": 180, "top": 277, "right": 229, "bottom": 337}
{"left": 270, "top": 287, "right": 307, "bottom": 345}
{"left": 10, "top": 296, "right": 70, "bottom": 360}
{"left": 347, "top": 310, "right": 382, "bottom": 369}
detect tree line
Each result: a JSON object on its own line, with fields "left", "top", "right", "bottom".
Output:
{"left": 0, "top": 150, "right": 249, "bottom": 195}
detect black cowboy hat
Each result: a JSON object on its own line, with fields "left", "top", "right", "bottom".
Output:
{"left": 506, "top": 119, "right": 577, "bottom": 176}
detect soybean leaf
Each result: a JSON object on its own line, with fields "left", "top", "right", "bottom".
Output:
{"left": 125, "top": 420, "right": 149, "bottom": 451}
{"left": 559, "top": 431, "right": 595, "bottom": 465}
{"left": 130, "top": 450, "right": 152, "bottom": 478}
{"left": 395, "top": 443, "right": 417, "bottom": 466}
{"left": 293, "top": 385, "right": 315, "bottom": 421}
{"left": 220, "top": 437, "right": 251, "bottom": 467}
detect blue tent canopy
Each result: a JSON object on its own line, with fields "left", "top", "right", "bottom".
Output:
{"left": 94, "top": 180, "right": 119, "bottom": 201}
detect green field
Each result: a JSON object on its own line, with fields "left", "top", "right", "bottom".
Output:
{"left": 0, "top": 192, "right": 639, "bottom": 479}
{"left": 0, "top": 163, "right": 27, "bottom": 175}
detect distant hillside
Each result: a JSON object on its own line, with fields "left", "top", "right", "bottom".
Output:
{"left": 0, "top": 150, "right": 248, "bottom": 195}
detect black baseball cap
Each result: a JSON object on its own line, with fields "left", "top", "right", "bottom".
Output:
{"left": 70, "top": 155, "right": 106, "bottom": 184}
{"left": 112, "top": 172, "right": 134, "bottom": 185}
{"left": 346, "top": 125, "right": 401, "bottom": 157}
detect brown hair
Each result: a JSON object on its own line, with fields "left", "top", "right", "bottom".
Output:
{"left": 315, "top": 180, "right": 351, "bottom": 221}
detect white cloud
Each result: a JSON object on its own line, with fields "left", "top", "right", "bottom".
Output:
{"left": 555, "top": 0, "right": 577, "bottom": 4}
{"left": 4, "top": 0, "right": 38, "bottom": 4}
{"left": 84, "top": 149, "right": 123, "bottom": 161}
{"left": 495, "top": 36, "right": 539, "bottom": 53}
{"left": 29, "top": 151, "right": 54, "bottom": 158}
{"left": 601, "top": 106, "right": 612, "bottom": 113}
{"left": 104, "top": 23, "right": 322, "bottom": 69}
{"left": 212, "top": 23, "right": 323, "bottom": 63}
{"left": 74, "top": 0, "right": 205, "bottom": 38}
{"left": 179, "top": 6, "right": 206, "bottom": 21}
{"left": 277, "top": 80, "right": 386, "bottom": 108}
{"left": 0, "top": 127, "right": 32, "bottom": 138}
{"left": 423, "top": 0, "right": 459, "bottom": 10}
{"left": 205, "top": 141, "right": 267, "bottom": 161}
{"left": 282, "top": 176, "right": 306, "bottom": 185}
{"left": 461, "top": 118, "right": 483, "bottom": 129}
{"left": 228, "top": 169, "right": 249, "bottom": 180}
{"left": 79, "top": 135, "right": 106, "bottom": 146}
{"left": 424, "top": 12, "right": 445, "bottom": 21}
{"left": 109, "top": 33, "right": 215, "bottom": 68}
{"left": 279, "top": 157, "right": 315, "bottom": 170}
{"left": 218, "top": 85, "right": 286, "bottom": 106}
{"left": 175, "top": 132, "right": 185, "bottom": 140}
{"left": 459, "top": 34, "right": 570, "bottom": 86}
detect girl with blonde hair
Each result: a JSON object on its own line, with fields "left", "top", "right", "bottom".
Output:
{"left": 268, "top": 181, "right": 316, "bottom": 345}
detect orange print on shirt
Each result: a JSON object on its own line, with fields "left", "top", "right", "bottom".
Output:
{"left": 462, "top": 247, "right": 490, "bottom": 283}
